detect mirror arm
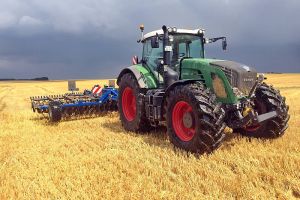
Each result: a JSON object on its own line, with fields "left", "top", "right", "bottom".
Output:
{"left": 208, "top": 37, "right": 226, "bottom": 43}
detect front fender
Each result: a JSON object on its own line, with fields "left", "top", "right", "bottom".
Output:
{"left": 165, "top": 79, "right": 203, "bottom": 94}
{"left": 117, "top": 65, "right": 157, "bottom": 89}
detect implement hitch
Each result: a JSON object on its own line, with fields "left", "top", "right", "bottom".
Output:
{"left": 229, "top": 109, "right": 281, "bottom": 130}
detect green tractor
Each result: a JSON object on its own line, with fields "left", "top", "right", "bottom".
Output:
{"left": 117, "top": 25, "right": 290, "bottom": 154}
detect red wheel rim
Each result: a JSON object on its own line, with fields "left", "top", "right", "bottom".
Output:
{"left": 122, "top": 87, "right": 136, "bottom": 121}
{"left": 172, "top": 101, "right": 196, "bottom": 142}
{"left": 244, "top": 124, "right": 260, "bottom": 132}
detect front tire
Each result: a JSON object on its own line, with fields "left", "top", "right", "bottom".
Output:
{"left": 118, "top": 73, "right": 150, "bottom": 132}
{"left": 240, "top": 83, "right": 290, "bottom": 138}
{"left": 166, "top": 83, "right": 226, "bottom": 154}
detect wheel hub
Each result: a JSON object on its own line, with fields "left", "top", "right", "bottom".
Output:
{"left": 172, "top": 101, "right": 196, "bottom": 142}
{"left": 183, "top": 112, "right": 194, "bottom": 128}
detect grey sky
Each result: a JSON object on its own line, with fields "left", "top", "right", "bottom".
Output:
{"left": 0, "top": 0, "right": 299, "bottom": 79}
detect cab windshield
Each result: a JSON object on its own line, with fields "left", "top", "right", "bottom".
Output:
{"left": 142, "top": 34, "right": 204, "bottom": 83}
{"left": 170, "top": 34, "right": 204, "bottom": 67}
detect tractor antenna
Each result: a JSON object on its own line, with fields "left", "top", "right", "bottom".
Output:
{"left": 137, "top": 24, "right": 144, "bottom": 43}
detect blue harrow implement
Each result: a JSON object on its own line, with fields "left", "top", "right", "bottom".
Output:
{"left": 30, "top": 86, "right": 118, "bottom": 122}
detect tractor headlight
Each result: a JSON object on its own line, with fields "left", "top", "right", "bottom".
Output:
{"left": 258, "top": 73, "right": 265, "bottom": 82}
{"left": 198, "top": 29, "right": 205, "bottom": 35}
{"left": 167, "top": 27, "right": 177, "bottom": 33}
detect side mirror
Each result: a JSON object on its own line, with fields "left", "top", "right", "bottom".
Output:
{"left": 222, "top": 39, "right": 227, "bottom": 51}
{"left": 151, "top": 36, "right": 159, "bottom": 48}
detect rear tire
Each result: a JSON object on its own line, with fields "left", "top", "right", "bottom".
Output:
{"left": 239, "top": 83, "right": 290, "bottom": 138}
{"left": 118, "top": 73, "right": 151, "bottom": 132}
{"left": 48, "top": 101, "right": 62, "bottom": 122}
{"left": 166, "top": 82, "right": 226, "bottom": 154}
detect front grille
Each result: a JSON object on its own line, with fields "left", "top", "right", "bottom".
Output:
{"left": 219, "top": 66, "right": 238, "bottom": 87}
{"left": 240, "top": 73, "right": 257, "bottom": 94}
{"left": 210, "top": 60, "right": 258, "bottom": 95}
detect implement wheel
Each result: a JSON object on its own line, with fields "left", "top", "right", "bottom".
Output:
{"left": 166, "top": 83, "right": 226, "bottom": 154}
{"left": 118, "top": 73, "right": 150, "bottom": 132}
{"left": 48, "top": 101, "right": 62, "bottom": 122}
{"left": 239, "top": 83, "right": 290, "bottom": 138}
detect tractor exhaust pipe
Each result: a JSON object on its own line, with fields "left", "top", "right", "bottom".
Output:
{"left": 162, "top": 25, "right": 171, "bottom": 67}
{"left": 161, "top": 25, "right": 178, "bottom": 88}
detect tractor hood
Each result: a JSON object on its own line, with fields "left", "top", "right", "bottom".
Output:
{"left": 209, "top": 60, "right": 258, "bottom": 95}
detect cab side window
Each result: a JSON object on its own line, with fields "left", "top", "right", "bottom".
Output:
{"left": 143, "top": 38, "right": 163, "bottom": 73}
{"left": 189, "top": 39, "right": 202, "bottom": 58}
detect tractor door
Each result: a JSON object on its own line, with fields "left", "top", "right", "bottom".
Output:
{"left": 142, "top": 38, "right": 164, "bottom": 84}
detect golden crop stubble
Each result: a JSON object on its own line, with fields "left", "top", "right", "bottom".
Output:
{"left": 0, "top": 75, "right": 299, "bottom": 199}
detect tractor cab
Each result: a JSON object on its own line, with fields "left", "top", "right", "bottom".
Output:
{"left": 141, "top": 29, "right": 204, "bottom": 72}
{"left": 139, "top": 26, "right": 227, "bottom": 87}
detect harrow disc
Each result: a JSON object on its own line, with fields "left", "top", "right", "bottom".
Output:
{"left": 48, "top": 101, "right": 62, "bottom": 122}
{"left": 30, "top": 86, "right": 119, "bottom": 122}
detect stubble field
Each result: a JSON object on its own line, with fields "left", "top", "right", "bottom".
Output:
{"left": 0, "top": 74, "right": 299, "bottom": 199}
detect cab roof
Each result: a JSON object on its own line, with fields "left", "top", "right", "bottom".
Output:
{"left": 142, "top": 28, "right": 205, "bottom": 42}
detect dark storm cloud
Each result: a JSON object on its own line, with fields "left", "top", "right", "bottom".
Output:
{"left": 0, "top": 0, "right": 299, "bottom": 79}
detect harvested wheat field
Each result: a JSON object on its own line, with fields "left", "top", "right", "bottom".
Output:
{"left": 0, "top": 74, "right": 299, "bottom": 199}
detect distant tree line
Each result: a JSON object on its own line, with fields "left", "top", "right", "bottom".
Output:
{"left": 265, "top": 72, "right": 283, "bottom": 74}
{"left": 0, "top": 77, "right": 49, "bottom": 81}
